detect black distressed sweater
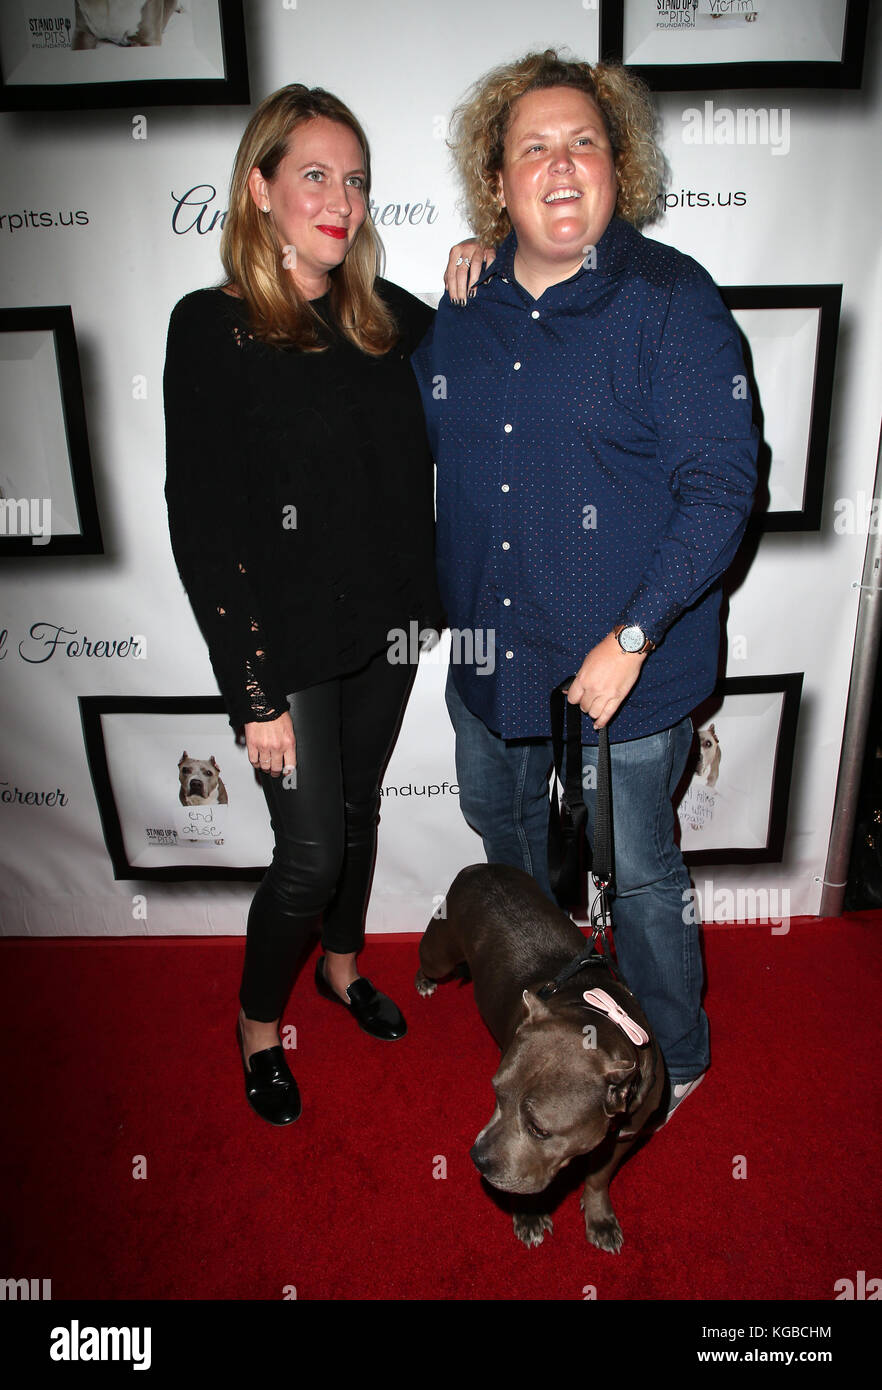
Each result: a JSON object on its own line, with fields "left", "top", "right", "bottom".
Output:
{"left": 163, "top": 279, "right": 442, "bottom": 728}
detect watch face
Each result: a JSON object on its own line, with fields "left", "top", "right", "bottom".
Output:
{"left": 619, "top": 625, "right": 645, "bottom": 653}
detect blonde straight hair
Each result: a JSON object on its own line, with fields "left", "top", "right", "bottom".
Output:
{"left": 220, "top": 84, "right": 397, "bottom": 354}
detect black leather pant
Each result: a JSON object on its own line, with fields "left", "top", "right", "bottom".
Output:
{"left": 238, "top": 646, "right": 416, "bottom": 1022}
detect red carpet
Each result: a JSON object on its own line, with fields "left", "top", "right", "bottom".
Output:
{"left": 1, "top": 915, "right": 880, "bottom": 1301}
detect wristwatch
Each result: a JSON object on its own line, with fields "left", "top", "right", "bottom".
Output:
{"left": 614, "top": 623, "right": 656, "bottom": 655}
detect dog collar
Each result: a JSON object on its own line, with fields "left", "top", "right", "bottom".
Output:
{"left": 537, "top": 951, "right": 606, "bottom": 1000}
{"left": 537, "top": 919, "right": 622, "bottom": 1001}
{"left": 582, "top": 988, "right": 649, "bottom": 1047}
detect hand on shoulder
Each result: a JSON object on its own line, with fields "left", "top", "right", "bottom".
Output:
{"left": 444, "top": 239, "right": 496, "bottom": 305}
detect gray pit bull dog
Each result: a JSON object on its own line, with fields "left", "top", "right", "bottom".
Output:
{"left": 415, "top": 863, "right": 664, "bottom": 1250}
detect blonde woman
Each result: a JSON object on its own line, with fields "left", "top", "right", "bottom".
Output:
{"left": 414, "top": 50, "right": 758, "bottom": 1124}
{"left": 164, "top": 85, "right": 453, "bottom": 1125}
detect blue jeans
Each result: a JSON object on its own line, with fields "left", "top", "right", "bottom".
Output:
{"left": 445, "top": 669, "right": 708, "bottom": 1082}
{"left": 446, "top": 671, "right": 555, "bottom": 900}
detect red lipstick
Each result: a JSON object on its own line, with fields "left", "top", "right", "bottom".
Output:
{"left": 317, "top": 225, "right": 347, "bottom": 239}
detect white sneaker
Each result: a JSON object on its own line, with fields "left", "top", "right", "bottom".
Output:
{"left": 658, "top": 1072, "right": 706, "bottom": 1128}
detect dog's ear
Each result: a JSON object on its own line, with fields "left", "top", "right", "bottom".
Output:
{"left": 180, "top": 751, "right": 188, "bottom": 761}
{"left": 520, "top": 989, "right": 551, "bottom": 1024}
{"left": 602, "top": 1060, "right": 638, "bottom": 1117}
{"left": 708, "top": 724, "right": 716, "bottom": 738}
{"left": 210, "top": 756, "right": 219, "bottom": 767}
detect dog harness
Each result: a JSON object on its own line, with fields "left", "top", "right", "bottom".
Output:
{"left": 536, "top": 932, "right": 650, "bottom": 1048}
{"left": 536, "top": 949, "right": 612, "bottom": 998}
{"left": 537, "top": 895, "right": 621, "bottom": 999}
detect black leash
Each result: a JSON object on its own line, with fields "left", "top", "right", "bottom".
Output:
{"left": 592, "top": 718, "right": 614, "bottom": 889}
{"left": 544, "top": 682, "right": 620, "bottom": 992}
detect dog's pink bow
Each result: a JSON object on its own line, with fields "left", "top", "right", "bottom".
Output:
{"left": 582, "top": 989, "right": 649, "bottom": 1046}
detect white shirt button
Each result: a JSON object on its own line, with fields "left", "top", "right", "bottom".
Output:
{"left": 501, "top": 276, "right": 509, "bottom": 283}
{"left": 502, "top": 541, "right": 510, "bottom": 550}
{"left": 501, "top": 484, "right": 510, "bottom": 493}
{"left": 513, "top": 361, "right": 521, "bottom": 370}
{"left": 503, "top": 598, "right": 511, "bottom": 606}
{"left": 504, "top": 423, "right": 512, "bottom": 433}
{"left": 531, "top": 310, "right": 540, "bottom": 319}
{"left": 505, "top": 650, "right": 514, "bottom": 659}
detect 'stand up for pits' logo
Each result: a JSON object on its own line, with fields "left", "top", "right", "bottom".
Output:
{"left": 656, "top": 0, "right": 698, "bottom": 29}
{"left": 27, "top": 17, "right": 71, "bottom": 49}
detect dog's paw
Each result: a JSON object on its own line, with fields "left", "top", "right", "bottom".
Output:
{"left": 414, "top": 968, "right": 436, "bottom": 997}
{"left": 512, "top": 1212, "right": 553, "bottom": 1248}
{"left": 580, "top": 1191, "right": 623, "bottom": 1253}
{"left": 584, "top": 1213, "right": 623, "bottom": 1253}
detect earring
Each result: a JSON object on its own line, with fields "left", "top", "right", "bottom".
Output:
{"left": 263, "top": 205, "right": 270, "bottom": 212}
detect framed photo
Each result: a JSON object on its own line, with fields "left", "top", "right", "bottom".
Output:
{"left": 719, "top": 285, "right": 841, "bottom": 533}
{"left": 79, "top": 696, "right": 273, "bottom": 880}
{"left": 0, "top": 0, "right": 249, "bottom": 111}
{"left": 600, "top": 0, "right": 868, "bottom": 91}
{"left": 0, "top": 305, "right": 102, "bottom": 556}
{"left": 678, "top": 673, "right": 803, "bottom": 864}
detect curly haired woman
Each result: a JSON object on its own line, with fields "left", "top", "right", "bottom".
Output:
{"left": 416, "top": 49, "right": 758, "bottom": 1124}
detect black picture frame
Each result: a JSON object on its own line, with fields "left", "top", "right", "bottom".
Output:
{"left": 679, "top": 672, "right": 804, "bottom": 865}
{"left": 0, "top": 0, "right": 249, "bottom": 111}
{"left": 80, "top": 695, "right": 272, "bottom": 881}
{"left": 600, "top": 0, "right": 868, "bottom": 91}
{"left": 719, "top": 284, "right": 841, "bottom": 534}
{"left": 0, "top": 305, "right": 103, "bottom": 557}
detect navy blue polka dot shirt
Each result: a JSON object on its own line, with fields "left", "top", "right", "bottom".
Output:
{"left": 412, "top": 215, "right": 759, "bottom": 744}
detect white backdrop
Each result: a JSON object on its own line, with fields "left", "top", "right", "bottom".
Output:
{"left": 1, "top": 0, "right": 881, "bottom": 938}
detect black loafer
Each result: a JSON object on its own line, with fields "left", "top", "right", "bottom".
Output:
{"left": 237, "top": 1017, "right": 302, "bottom": 1125}
{"left": 314, "top": 955, "right": 407, "bottom": 1041}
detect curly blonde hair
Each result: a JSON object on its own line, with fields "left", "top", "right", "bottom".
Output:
{"left": 220, "top": 85, "right": 397, "bottom": 354}
{"left": 448, "top": 49, "right": 666, "bottom": 246}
